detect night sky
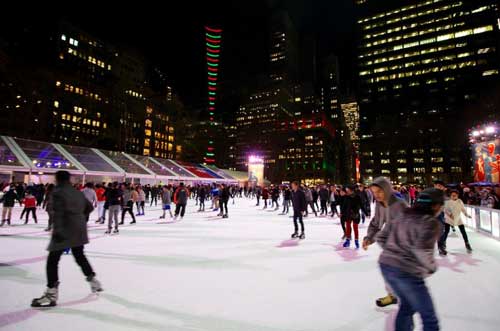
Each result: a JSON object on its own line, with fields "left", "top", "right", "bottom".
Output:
{"left": 2, "top": 0, "right": 355, "bottom": 105}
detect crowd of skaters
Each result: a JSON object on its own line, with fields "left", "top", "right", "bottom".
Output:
{"left": 0, "top": 172, "right": 490, "bottom": 331}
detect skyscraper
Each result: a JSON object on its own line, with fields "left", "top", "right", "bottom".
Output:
{"left": 203, "top": 26, "right": 223, "bottom": 165}
{"left": 356, "top": 0, "right": 500, "bottom": 184}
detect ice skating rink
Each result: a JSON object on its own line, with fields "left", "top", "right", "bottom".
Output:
{"left": 1, "top": 198, "right": 500, "bottom": 331}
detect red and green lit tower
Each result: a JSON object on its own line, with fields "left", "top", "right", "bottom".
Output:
{"left": 204, "top": 26, "right": 223, "bottom": 165}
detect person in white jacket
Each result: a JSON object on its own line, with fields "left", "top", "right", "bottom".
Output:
{"left": 443, "top": 190, "right": 472, "bottom": 253}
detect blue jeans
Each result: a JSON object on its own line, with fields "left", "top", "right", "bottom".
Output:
{"left": 380, "top": 263, "right": 439, "bottom": 331}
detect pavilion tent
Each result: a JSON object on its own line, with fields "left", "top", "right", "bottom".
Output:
{"left": 0, "top": 135, "right": 236, "bottom": 185}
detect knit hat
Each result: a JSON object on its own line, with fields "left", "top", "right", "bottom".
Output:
{"left": 416, "top": 188, "right": 445, "bottom": 205}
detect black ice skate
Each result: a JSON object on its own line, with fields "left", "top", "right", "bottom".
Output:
{"left": 299, "top": 233, "right": 305, "bottom": 240}
{"left": 465, "top": 242, "right": 473, "bottom": 254}
{"left": 291, "top": 232, "right": 299, "bottom": 239}
{"left": 31, "top": 287, "right": 58, "bottom": 308}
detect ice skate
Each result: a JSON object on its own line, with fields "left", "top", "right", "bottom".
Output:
{"left": 87, "top": 276, "right": 103, "bottom": 293}
{"left": 130, "top": 220, "right": 136, "bottom": 224}
{"left": 376, "top": 294, "right": 398, "bottom": 307}
{"left": 113, "top": 229, "right": 119, "bottom": 234}
{"left": 438, "top": 246, "right": 447, "bottom": 256}
{"left": 343, "top": 238, "right": 351, "bottom": 248}
{"left": 465, "top": 242, "right": 473, "bottom": 254}
{"left": 159, "top": 215, "right": 165, "bottom": 219}
{"left": 355, "top": 239, "right": 360, "bottom": 249}
{"left": 299, "top": 232, "right": 305, "bottom": 240}
{"left": 291, "top": 232, "right": 299, "bottom": 239}
{"left": 31, "top": 287, "right": 58, "bottom": 308}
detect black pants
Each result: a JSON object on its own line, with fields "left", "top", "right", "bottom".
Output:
{"left": 293, "top": 210, "right": 304, "bottom": 233}
{"left": 150, "top": 195, "right": 157, "bottom": 206}
{"left": 314, "top": 200, "right": 319, "bottom": 210}
{"left": 25, "top": 207, "right": 37, "bottom": 223}
{"left": 263, "top": 199, "right": 267, "bottom": 208}
{"left": 220, "top": 200, "right": 228, "bottom": 215}
{"left": 199, "top": 198, "right": 205, "bottom": 210}
{"left": 175, "top": 203, "right": 186, "bottom": 217}
{"left": 306, "top": 202, "right": 317, "bottom": 216}
{"left": 442, "top": 223, "right": 469, "bottom": 246}
{"left": 47, "top": 246, "right": 95, "bottom": 288}
{"left": 330, "top": 202, "right": 339, "bottom": 217}
{"left": 272, "top": 198, "right": 279, "bottom": 208}
{"left": 340, "top": 219, "right": 346, "bottom": 235}
{"left": 256, "top": 196, "right": 260, "bottom": 205}
{"left": 121, "top": 206, "right": 136, "bottom": 223}
{"left": 20, "top": 207, "right": 27, "bottom": 219}
{"left": 320, "top": 200, "right": 328, "bottom": 214}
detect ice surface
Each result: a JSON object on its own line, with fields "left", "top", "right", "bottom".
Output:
{"left": 1, "top": 198, "right": 500, "bottom": 331}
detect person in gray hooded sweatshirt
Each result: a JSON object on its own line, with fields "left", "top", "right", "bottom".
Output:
{"left": 377, "top": 188, "right": 443, "bottom": 331}
{"left": 363, "top": 177, "right": 407, "bottom": 307}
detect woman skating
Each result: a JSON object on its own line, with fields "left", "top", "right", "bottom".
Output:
{"left": 443, "top": 190, "right": 473, "bottom": 253}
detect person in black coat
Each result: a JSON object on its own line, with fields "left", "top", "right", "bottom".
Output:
{"left": 319, "top": 186, "right": 330, "bottom": 215}
{"left": 341, "top": 185, "right": 362, "bottom": 248}
{"left": 291, "top": 181, "right": 306, "bottom": 239}
{"left": 219, "top": 184, "right": 230, "bottom": 218}
{"left": 1, "top": 185, "right": 19, "bottom": 226}
{"left": 198, "top": 186, "right": 206, "bottom": 211}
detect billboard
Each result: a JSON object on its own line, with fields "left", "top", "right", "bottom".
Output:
{"left": 248, "top": 155, "right": 264, "bottom": 186}
{"left": 472, "top": 139, "right": 500, "bottom": 183}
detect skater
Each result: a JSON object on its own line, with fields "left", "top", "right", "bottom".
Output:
{"left": 174, "top": 183, "right": 189, "bottom": 220}
{"left": 290, "top": 181, "right": 306, "bottom": 239}
{"left": 255, "top": 186, "right": 261, "bottom": 206}
{"left": 304, "top": 186, "right": 317, "bottom": 217}
{"left": 443, "top": 190, "right": 473, "bottom": 253}
{"left": 43, "top": 184, "right": 55, "bottom": 231}
{"left": 312, "top": 187, "right": 320, "bottom": 211}
{"left": 319, "top": 185, "right": 329, "bottom": 215}
{"left": 150, "top": 185, "right": 159, "bottom": 206}
{"left": 377, "top": 188, "right": 443, "bottom": 331}
{"left": 341, "top": 185, "right": 362, "bottom": 248}
{"left": 159, "top": 185, "right": 173, "bottom": 219}
{"left": 359, "top": 184, "right": 372, "bottom": 224}
{"left": 220, "top": 184, "right": 230, "bottom": 218}
{"left": 329, "top": 185, "right": 340, "bottom": 218}
{"left": 31, "top": 171, "right": 102, "bottom": 308}
{"left": 120, "top": 184, "right": 137, "bottom": 225}
{"left": 95, "top": 184, "right": 106, "bottom": 223}
{"left": 262, "top": 186, "right": 269, "bottom": 209}
{"left": 281, "top": 186, "right": 291, "bottom": 214}
{"left": 271, "top": 186, "right": 280, "bottom": 210}
{"left": 0, "top": 185, "right": 18, "bottom": 226}
{"left": 23, "top": 191, "right": 38, "bottom": 224}
{"left": 211, "top": 185, "right": 220, "bottom": 211}
{"left": 136, "top": 185, "right": 146, "bottom": 216}
{"left": 82, "top": 183, "right": 97, "bottom": 222}
{"left": 362, "top": 177, "right": 407, "bottom": 307}
{"left": 105, "top": 183, "right": 121, "bottom": 234}
{"left": 434, "top": 181, "right": 449, "bottom": 256}
{"left": 198, "top": 185, "right": 206, "bottom": 211}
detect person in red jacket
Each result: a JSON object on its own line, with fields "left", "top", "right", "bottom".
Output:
{"left": 94, "top": 184, "right": 106, "bottom": 223}
{"left": 23, "top": 191, "right": 38, "bottom": 224}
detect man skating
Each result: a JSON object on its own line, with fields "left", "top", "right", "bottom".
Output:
{"left": 31, "top": 171, "right": 102, "bottom": 307}
{"left": 290, "top": 181, "right": 306, "bottom": 240}
{"left": 363, "top": 177, "right": 407, "bottom": 307}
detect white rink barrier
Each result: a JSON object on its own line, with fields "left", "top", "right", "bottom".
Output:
{"left": 464, "top": 205, "right": 500, "bottom": 240}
